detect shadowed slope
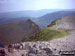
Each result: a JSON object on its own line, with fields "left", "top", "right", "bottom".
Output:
{"left": 0, "top": 19, "right": 39, "bottom": 44}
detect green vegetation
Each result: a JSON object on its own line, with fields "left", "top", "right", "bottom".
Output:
{"left": 48, "top": 18, "right": 61, "bottom": 27}
{"left": 30, "top": 28, "right": 68, "bottom": 41}
{"left": 48, "top": 20, "right": 56, "bottom": 27}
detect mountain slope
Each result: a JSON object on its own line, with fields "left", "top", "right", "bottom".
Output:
{"left": 0, "top": 19, "right": 39, "bottom": 44}
{"left": 31, "top": 16, "right": 75, "bottom": 51}
{"left": 30, "top": 16, "right": 75, "bottom": 42}
{"left": 49, "top": 16, "right": 75, "bottom": 51}
{"left": 34, "top": 11, "right": 75, "bottom": 28}
{"left": 48, "top": 16, "right": 75, "bottom": 30}
{"left": 30, "top": 28, "right": 68, "bottom": 41}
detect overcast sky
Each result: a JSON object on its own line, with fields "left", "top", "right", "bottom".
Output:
{"left": 0, "top": 0, "right": 75, "bottom": 13}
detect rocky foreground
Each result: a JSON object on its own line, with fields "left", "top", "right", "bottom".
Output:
{"left": 0, "top": 41, "right": 59, "bottom": 56}
{"left": 0, "top": 30, "right": 75, "bottom": 56}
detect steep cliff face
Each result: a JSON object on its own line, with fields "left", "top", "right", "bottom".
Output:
{"left": 0, "top": 19, "right": 40, "bottom": 44}
{"left": 48, "top": 16, "right": 75, "bottom": 30}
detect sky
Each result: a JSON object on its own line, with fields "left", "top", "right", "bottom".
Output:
{"left": 0, "top": 0, "right": 75, "bottom": 13}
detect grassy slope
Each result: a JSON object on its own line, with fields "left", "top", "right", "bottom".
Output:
{"left": 29, "top": 17, "right": 71, "bottom": 41}
{"left": 30, "top": 27, "right": 68, "bottom": 41}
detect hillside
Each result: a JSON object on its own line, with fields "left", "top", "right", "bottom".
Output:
{"left": 30, "top": 16, "right": 75, "bottom": 41}
{"left": 30, "top": 16, "right": 75, "bottom": 51}
{"left": 48, "top": 16, "right": 75, "bottom": 30}
{"left": 49, "top": 16, "right": 75, "bottom": 51}
{"left": 30, "top": 28, "right": 68, "bottom": 41}
{"left": 34, "top": 11, "right": 75, "bottom": 28}
{"left": 0, "top": 19, "right": 39, "bottom": 44}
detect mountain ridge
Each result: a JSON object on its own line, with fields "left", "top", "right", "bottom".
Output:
{"left": 0, "top": 19, "right": 40, "bottom": 44}
{"left": 0, "top": 10, "right": 75, "bottom": 28}
{"left": 34, "top": 11, "right": 75, "bottom": 28}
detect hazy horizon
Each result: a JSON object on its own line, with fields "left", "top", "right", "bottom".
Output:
{"left": 0, "top": 9, "right": 65, "bottom": 13}
{"left": 0, "top": 0, "right": 75, "bottom": 13}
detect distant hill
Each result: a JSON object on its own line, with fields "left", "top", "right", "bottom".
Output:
{"left": 34, "top": 11, "right": 75, "bottom": 28}
{"left": 0, "top": 9, "right": 61, "bottom": 18}
{"left": 0, "top": 19, "right": 39, "bottom": 44}
{"left": 0, "top": 9, "right": 61, "bottom": 23}
{"left": 0, "top": 10, "right": 75, "bottom": 28}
